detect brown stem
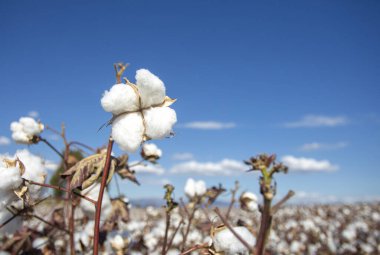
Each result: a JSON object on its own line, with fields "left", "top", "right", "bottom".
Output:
{"left": 93, "top": 137, "right": 114, "bottom": 255}
{"left": 180, "top": 242, "right": 209, "bottom": 255}
{"left": 254, "top": 199, "right": 272, "bottom": 255}
{"left": 39, "top": 137, "right": 64, "bottom": 159}
{"left": 165, "top": 220, "right": 184, "bottom": 253}
{"left": 181, "top": 201, "right": 198, "bottom": 252}
{"left": 214, "top": 207, "right": 252, "bottom": 251}
{"left": 161, "top": 212, "right": 171, "bottom": 255}
{"left": 225, "top": 181, "right": 239, "bottom": 220}
{"left": 30, "top": 214, "right": 70, "bottom": 234}
{"left": 26, "top": 180, "right": 96, "bottom": 204}
{"left": 68, "top": 141, "right": 97, "bottom": 153}
{"left": 272, "top": 190, "right": 295, "bottom": 214}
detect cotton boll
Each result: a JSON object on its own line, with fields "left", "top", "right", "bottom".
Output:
{"left": 212, "top": 226, "right": 256, "bottom": 255}
{"left": 240, "top": 192, "right": 258, "bottom": 212}
{"left": 19, "top": 117, "right": 44, "bottom": 135}
{"left": 184, "top": 178, "right": 206, "bottom": 198}
{"left": 101, "top": 83, "right": 139, "bottom": 115}
{"left": 136, "top": 69, "right": 166, "bottom": 108}
{"left": 11, "top": 131, "right": 29, "bottom": 144}
{"left": 144, "top": 107, "right": 177, "bottom": 139}
{"left": 142, "top": 143, "right": 162, "bottom": 161}
{"left": 15, "top": 149, "right": 47, "bottom": 200}
{"left": 112, "top": 113, "right": 144, "bottom": 152}
{"left": 80, "top": 183, "right": 112, "bottom": 221}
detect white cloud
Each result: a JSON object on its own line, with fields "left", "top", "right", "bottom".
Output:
{"left": 0, "top": 136, "right": 11, "bottom": 146}
{"left": 28, "top": 111, "right": 39, "bottom": 118}
{"left": 131, "top": 162, "right": 165, "bottom": 175}
{"left": 284, "top": 115, "right": 348, "bottom": 128}
{"left": 170, "top": 159, "right": 246, "bottom": 176}
{"left": 300, "top": 142, "right": 348, "bottom": 151}
{"left": 282, "top": 155, "right": 339, "bottom": 172}
{"left": 143, "top": 178, "right": 171, "bottom": 186}
{"left": 182, "top": 121, "right": 236, "bottom": 130}
{"left": 172, "top": 152, "right": 194, "bottom": 161}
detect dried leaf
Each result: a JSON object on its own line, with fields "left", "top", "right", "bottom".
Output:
{"left": 61, "top": 154, "right": 108, "bottom": 190}
{"left": 117, "top": 168, "right": 140, "bottom": 185}
{"left": 3, "top": 157, "right": 25, "bottom": 175}
{"left": 14, "top": 185, "right": 30, "bottom": 205}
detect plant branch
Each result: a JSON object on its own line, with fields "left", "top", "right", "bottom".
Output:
{"left": 272, "top": 190, "right": 295, "bottom": 214}
{"left": 161, "top": 212, "right": 171, "bottom": 255}
{"left": 39, "top": 136, "right": 64, "bottom": 160}
{"left": 181, "top": 200, "right": 199, "bottom": 252}
{"left": 68, "top": 141, "right": 97, "bottom": 153}
{"left": 93, "top": 137, "right": 114, "bottom": 255}
{"left": 214, "top": 207, "right": 252, "bottom": 251}
{"left": 165, "top": 220, "right": 184, "bottom": 253}
{"left": 180, "top": 242, "right": 209, "bottom": 255}
{"left": 254, "top": 199, "right": 272, "bottom": 255}
{"left": 225, "top": 181, "right": 239, "bottom": 220}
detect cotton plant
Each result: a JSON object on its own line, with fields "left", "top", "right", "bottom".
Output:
{"left": 10, "top": 117, "right": 44, "bottom": 144}
{"left": 101, "top": 63, "right": 177, "bottom": 152}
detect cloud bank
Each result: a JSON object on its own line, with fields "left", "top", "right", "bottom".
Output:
{"left": 284, "top": 115, "right": 348, "bottom": 128}
{"left": 170, "top": 158, "right": 246, "bottom": 175}
{"left": 282, "top": 155, "right": 339, "bottom": 172}
{"left": 182, "top": 121, "right": 236, "bottom": 130}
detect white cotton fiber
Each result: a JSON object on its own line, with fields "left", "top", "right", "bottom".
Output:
{"left": 80, "top": 183, "right": 112, "bottom": 221}
{"left": 143, "top": 107, "right": 177, "bottom": 139}
{"left": 112, "top": 113, "right": 144, "bottom": 152}
{"left": 19, "top": 117, "right": 44, "bottom": 135}
{"left": 142, "top": 143, "right": 162, "bottom": 158}
{"left": 0, "top": 163, "right": 22, "bottom": 193}
{"left": 136, "top": 69, "right": 166, "bottom": 108}
{"left": 101, "top": 83, "right": 139, "bottom": 115}
{"left": 184, "top": 178, "right": 206, "bottom": 198}
{"left": 10, "top": 117, "right": 44, "bottom": 144}
{"left": 15, "top": 149, "right": 47, "bottom": 200}
{"left": 212, "top": 226, "right": 256, "bottom": 255}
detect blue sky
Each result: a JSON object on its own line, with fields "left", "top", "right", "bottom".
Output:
{"left": 1, "top": 0, "right": 379, "bottom": 203}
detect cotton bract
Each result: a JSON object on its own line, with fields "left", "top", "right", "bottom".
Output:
{"left": 10, "top": 117, "right": 44, "bottom": 144}
{"left": 101, "top": 69, "right": 176, "bottom": 152}
{"left": 212, "top": 226, "right": 256, "bottom": 255}
{"left": 184, "top": 178, "right": 206, "bottom": 198}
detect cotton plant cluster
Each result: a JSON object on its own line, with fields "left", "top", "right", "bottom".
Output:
{"left": 10, "top": 117, "right": 44, "bottom": 144}
{"left": 101, "top": 69, "right": 177, "bottom": 152}
{"left": 0, "top": 149, "right": 47, "bottom": 235}
{"left": 211, "top": 226, "right": 256, "bottom": 255}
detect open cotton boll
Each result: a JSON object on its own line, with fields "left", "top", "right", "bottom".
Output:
{"left": 80, "top": 183, "right": 112, "bottom": 221}
{"left": 142, "top": 143, "right": 162, "bottom": 158}
{"left": 19, "top": 117, "right": 44, "bottom": 135}
{"left": 184, "top": 178, "right": 206, "bottom": 198}
{"left": 212, "top": 226, "right": 256, "bottom": 255}
{"left": 101, "top": 83, "right": 139, "bottom": 115}
{"left": 15, "top": 149, "right": 47, "bottom": 199}
{"left": 240, "top": 192, "right": 258, "bottom": 212}
{"left": 112, "top": 113, "right": 144, "bottom": 152}
{"left": 143, "top": 107, "right": 177, "bottom": 139}
{"left": 136, "top": 69, "right": 166, "bottom": 108}
{"left": 11, "top": 131, "right": 29, "bottom": 144}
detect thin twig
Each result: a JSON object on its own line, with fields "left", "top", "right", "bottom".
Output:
{"left": 93, "top": 137, "right": 114, "bottom": 255}
{"left": 180, "top": 242, "right": 209, "bottom": 255}
{"left": 225, "top": 181, "right": 239, "bottom": 220}
{"left": 30, "top": 214, "right": 70, "bottom": 234}
{"left": 68, "top": 141, "right": 97, "bottom": 153}
{"left": 181, "top": 201, "right": 199, "bottom": 252}
{"left": 165, "top": 220, "right": 184, "bottom": 253}
{"left": 272, "top": 190, "right": 295, "bottom": 214}
{"left": 214, "top": 207, "right": 252, "bottom": 251}
{"left": 39, "top": 137, "right": 64, "bottom": 159}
